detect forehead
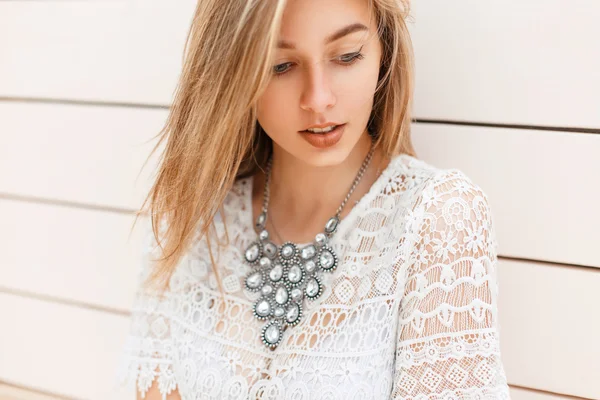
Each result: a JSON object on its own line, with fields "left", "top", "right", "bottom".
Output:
{"left": 278, "top": 0, "right": 376, "bottom": 49}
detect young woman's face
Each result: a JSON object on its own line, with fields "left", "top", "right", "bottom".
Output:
{"left": 256, "top": 0, "right": 382, "bottom": 167}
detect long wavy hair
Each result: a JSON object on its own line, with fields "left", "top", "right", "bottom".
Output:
{"left": 134, "top": 0, "right": 416, "bottom": 294}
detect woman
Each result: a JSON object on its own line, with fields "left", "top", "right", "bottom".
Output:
{"left": 117, "top": 0, "right": 510, "bottom": 398}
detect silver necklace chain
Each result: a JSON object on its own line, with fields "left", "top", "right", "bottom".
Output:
{"left": 243, "top": 140, "right": 376, "bottom": 349}
{"left": 262, "top": 144, "right": 375, "bottom": 222}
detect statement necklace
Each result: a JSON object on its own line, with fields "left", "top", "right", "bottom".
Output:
{"left": 243, "top": 142, "right": 376, "bottom": 349}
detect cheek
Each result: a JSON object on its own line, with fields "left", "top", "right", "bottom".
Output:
{"left": 333, "top": 64, "right": 380, "bottom": 113}
{"left": 339, "top": 82, "right": 376, "bottom": 113}
{"left": 256, "top": 87, "right": 296, "bottom": 135}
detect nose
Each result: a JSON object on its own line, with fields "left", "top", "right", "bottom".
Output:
{"left": 299, "top": 61, "right": 336, "bottom": 114}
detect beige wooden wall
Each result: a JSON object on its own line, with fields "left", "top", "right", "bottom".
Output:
{"left": 0, "top": 1, "right": 598, "bottom": 399}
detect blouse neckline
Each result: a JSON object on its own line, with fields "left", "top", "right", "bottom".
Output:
{"left": 242, "top": 153, "right": 408, "bottom": 246}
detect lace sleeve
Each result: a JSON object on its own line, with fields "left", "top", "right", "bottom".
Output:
{"left": 116, "top": 220, "right": 178, "bottom": 399}
{"left": 391, "top": 170, "right": 510, "bottom": 399}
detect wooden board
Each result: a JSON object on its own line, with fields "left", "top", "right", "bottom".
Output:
{"left": 0, "top": 198, "right": 143, "bottom": 312}
{"left": 0, "top": 102, "right": 165, "bottom": 210}
{"left": 0, "top": 1, "right": 196, "bottom": 105}
{"left": 498, "top": 260, "right": 600, "bottom": 399}
{"left": 0, "top": 383, "right": 65, "bottom": 400}
{"left": 510, "top": 386, "right": 585, "bottom": 400}
{"left": 0, "top": 293, "right": 134, "bottom": 400}
{"left": 409, "top": 0, "right": 600, "bottom": 129}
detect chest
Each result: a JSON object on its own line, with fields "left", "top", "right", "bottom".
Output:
{"left": 165, "top": 202, "right": 411, "bottom": 398}
{"left": 167, "top": 275, "right": 402, "bottom": 400}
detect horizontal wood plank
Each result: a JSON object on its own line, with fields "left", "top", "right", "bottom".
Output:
{"left": 0, "top": 383, "right": 69, "bottom": 400}
{"left": 409, "top": 0, "right": 600, "bottom": 129}
{"left": 0, "top": 1, "right": 196, "bottom": 105}
{"left": 0, "top": 102, "right": 164, "bottom": 210}
{"left": 0, "top": 198, "right": 143, "bottom": 312}
{"left": 510, "top": 386, "right": 585, "bottom": 400}
{"left": 498, "top": 260, "right": 600, "bottom": 399}
{"left": 0, "top": 293, "right": 134, "bottom": 400}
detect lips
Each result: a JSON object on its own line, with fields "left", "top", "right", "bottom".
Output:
{"left": 301, "top": 125, "right": 339, "bottom": 133}
{"left": 300, "top": 122, "right": 344, "bottom": 132}
{"left": 298, "top": 123, "right": 346, "bottom": 149}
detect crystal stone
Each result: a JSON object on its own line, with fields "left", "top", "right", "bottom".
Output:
{"left": 259, "top": 230, "right": 269, "bottom": 241}
{"left": 286, "top": 303, "right": 300, "bottom": 324}
{"left": 259, "top": 257, "right": 272, "bottom": 268}
{"left": 291, "top": 288, "right": 303, "bottom": 302}
{"left": 245, "top": 243, "right": 260, "bottom": 263}
{"left": 315, "top": 233, "right": 328, "bottom": 246}
{"left": 281, "top": 244, "right": 295, "bottom": 259}
{"left": 264, "top": 242, "right": 278, "bottom": 259}
{"left": 264, "top": 324, "right": 280, "bottom": 344}
{"left": 269, "top": 263, "right": 283, "bottom": 282}
{"left": 256, "top": 212, "right": 267, "bottom": 230}
{"left": 300, "top": 245, "right": 316, "bottom": 260}
{"left": 255, "top": 299, "right": 271, "bottom": 317}
{"left": 325, "top": 216, "right": 339, "bottom": 234}
{"left": 246, "top": 272, "right": 262, "bottom": 289}
{"left": 274, "top": 307, "right": 285, "bottom": 318}
{"left": 305, "top": 278, "right": 320, "bottom": 298}
{"left": 304, "top": 260, "right": 317, "bottom": 273}
{"left": 319, "top": 249, "right": 335, "bottom": 270}
{"left": 261, "top": 284, "right": 273, "bottom": 296}
{"left": 275, "top": 286, "right": 289, "bottom": 305}
{"left": 287, "top": 265, "right": 302, "bottom": 284}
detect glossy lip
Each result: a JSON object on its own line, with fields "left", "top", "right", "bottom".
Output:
{"left": 299, "top": 123, "right": 346, "bottom": 149}
{"left": 301, "top": 122, "right": 343, "bottom": 131}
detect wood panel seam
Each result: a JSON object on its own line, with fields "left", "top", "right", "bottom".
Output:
{"left": 0, "top": 192, "right": 137, "bottom": 215}
{"left": 0, "top": 380, "right": 77, "bottom": 400}
{"left": 415, "top": 119, "right": 600, "bottom": 135}
{"left": 0, "top": 96, "right": 169, "bottom": 111}
{"left": 499, "top": 255, "right": 600, "bottom": 271}
{"left": 509, "top": 383, "right": 595, "bottom": 400}
{"left": 0, "top": 286, "right": 131, "bottom": 317}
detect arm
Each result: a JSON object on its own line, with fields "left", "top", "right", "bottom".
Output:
{"left": 391, "top": 170, "right": 510, "bottom": 399}
{"left": 137, "top": 380, "right": 181, "bottom": 400}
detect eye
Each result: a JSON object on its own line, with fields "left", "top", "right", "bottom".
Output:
{"left": 273, "top": 62, "right": 293, "bottom": 75}
{"left": 272, "top": 46, "right": 365, "bottom": 77}
{"left": 337, "top": 50, "right": 365, "bottom": 65}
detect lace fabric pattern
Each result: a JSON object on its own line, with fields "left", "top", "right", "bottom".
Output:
{"left": 115, "top": 154, "right": 510, "bottom": 399}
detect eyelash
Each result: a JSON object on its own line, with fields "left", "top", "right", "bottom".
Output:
{"left": 272, "top": 49, "right": 365, "bottom": 77}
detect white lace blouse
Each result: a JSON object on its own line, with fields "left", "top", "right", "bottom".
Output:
{"left": 116, "top": 153, "right": 511, "bottom": 399}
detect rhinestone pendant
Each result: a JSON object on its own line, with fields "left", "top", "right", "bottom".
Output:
{"left": 245, "top": 242, "right": 261, "bottom": 264}
{"left": 262, "top": 320, "right": 283, "bottom": 347}
{"left": 269, "top": 263, "right": 283, "bottom": 282}
{"left": 244, "top": 232, "right": 338, "bottom": 350}
{"left": 246, "top": 141, "right": 374, "bottom": 349}
{"left": 305, "top": 276, "right": 323, "bottom": 299}
{"left": 318, "top": 247, "right": 338, "bottom": 271}
{"left": 325, "top": 216, "right": 340, "bottom": 234}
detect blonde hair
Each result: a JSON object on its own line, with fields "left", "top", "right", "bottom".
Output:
{"left": 134, "top": 0, "right": 416, "bottom": 294}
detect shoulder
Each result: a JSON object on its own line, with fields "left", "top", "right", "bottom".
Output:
{"left": 387, "top": 154, "right": 493, "bottom": 214}
{"left": 386, "top": 154, "right": 498, "bottom": 249}
{"left": 421, "top": 166, "right": 494, "bottom": 226}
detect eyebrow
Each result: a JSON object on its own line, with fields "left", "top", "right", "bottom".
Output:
{"left": 277, "top": 22, "right": 369, "bottom": 50}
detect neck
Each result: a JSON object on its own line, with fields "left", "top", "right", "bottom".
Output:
{"left": 253, "top": 132, "right": 389, "bottom": 244}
